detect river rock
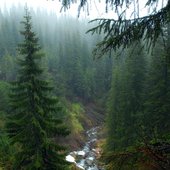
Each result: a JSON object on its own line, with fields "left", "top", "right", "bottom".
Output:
{"left": 66, "top": 155, "right": 75, "bottom": 163}
{"left": 76, "top": 164, "right": 85, "bottom": 170}
{"left": 87, "top": 165, "right": 98, "bottom": 170}
{"left": 77, "top": 150, "right": 86, "bottom": 157}
{"left": 83, "top": 145, "right": 90, "bottom": 153}
{"left": 85, "top": 156, "right": 94, "bottom": 166}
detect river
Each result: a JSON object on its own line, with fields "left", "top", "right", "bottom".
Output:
{"left": 66, "top": 126, "right": 104, "bottom": 170}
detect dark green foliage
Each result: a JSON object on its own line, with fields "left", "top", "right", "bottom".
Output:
{"left": 88, "top": 7, "right": 169, "bottom": 56}
{"left": 0, "top": 133, "right": 12, "bottom": 169}
{"left": 104, "top": 33, "right": 170, "bottom": 169}
{"left": 143, "top": 39, "right": 170, "bottom": 141}
{"left": 60, "top": 0, "right": 169, "bottom": 57}
{"left": 6, "top": 9, "right": 69, "bottom": 170}
{"left": 0, "top": 53, "right": 16, "bottom": 81}
{"left": 0, "top": 81, "right": 12, "bottom": 169}
{"left": 0, "top": 7, "right": 112, "bottom": 103}
{"left": 0, "top": 81, "right": 10, "bottom": 112}
{"left": 3, "top": 3, "right": 170, "bottom": 169}
{"left": 106, "top": 62, "right": 124, "bottom": 151}
{"left": 106, "top": 44, "right": 146, "bottom": 152}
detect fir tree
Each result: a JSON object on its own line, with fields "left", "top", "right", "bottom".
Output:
{"left": 6, "top": 8, "right": 69, "bottom": 170}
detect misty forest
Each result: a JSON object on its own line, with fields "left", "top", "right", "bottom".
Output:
{"left": 0, "top": 0, "right": 170, "bottom": 170}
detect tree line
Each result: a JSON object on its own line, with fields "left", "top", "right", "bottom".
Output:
{"left": 0, "top": 5, "right": 112, "bottom": 103}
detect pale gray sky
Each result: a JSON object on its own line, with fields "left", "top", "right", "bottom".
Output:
{"left": 0, "top": 0, "right": 167, "bottom": 19}
{"left": 0, "top": 0, "right": 105, "bottom": 18}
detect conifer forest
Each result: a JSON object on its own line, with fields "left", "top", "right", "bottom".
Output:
{"left": 0, "top": 0, "right": 170, "bottom": 169}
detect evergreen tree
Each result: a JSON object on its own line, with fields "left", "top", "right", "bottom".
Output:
{"left": 0, "top": 53, "right": 15, "bottom": 81}
{"left": 143, "top": 38, "right": 170, "bottom": 141}
{"left": 106, "top": 61, "right": 125, "bottom": 151}
{"left": 106, "top": 44, "right": 146, "bottom": 151}
{"left": 74, "top": 0, "right": 169, "bottom": 57}
{"left": 6, "top": 9, "right": 69, "bottom": 170}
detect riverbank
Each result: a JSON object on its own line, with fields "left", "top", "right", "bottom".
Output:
{"left": 58, "top": 100, "right": 105, "bottom": 151}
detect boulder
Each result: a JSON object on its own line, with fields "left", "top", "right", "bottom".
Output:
{"left": 66, "top": 155, "right": 75, "bottom": 163}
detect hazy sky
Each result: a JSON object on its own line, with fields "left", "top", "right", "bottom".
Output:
{"left": 0, "top": 0, "right": 167, "bottom": 19}
{"left": 0, "top": 0, "right": 108, "bottom": 18}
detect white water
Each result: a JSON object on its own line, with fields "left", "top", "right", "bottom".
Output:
{"left": 66, "top": 127, "right": 104, "bottom": 170}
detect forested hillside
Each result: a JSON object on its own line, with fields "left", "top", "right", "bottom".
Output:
{"left": 0, "top": 6, "right": 112, "bottom": 102}
{"left": 105, "top": 40, "right": 170, "bottom": 169}
{"left": 0, "top": 2, "right": 170, "bottom": 170}
{"left": 0, "top": 5, "right": 112, "bottom": 169}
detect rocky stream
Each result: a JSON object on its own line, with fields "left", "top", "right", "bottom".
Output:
{"left": 66, "top": 127, "right": 104, "bottom": 170}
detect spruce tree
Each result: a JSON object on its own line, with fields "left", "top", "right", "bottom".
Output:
{"left": 106, "top": 62, "right": 125, "bottom": 152}
{"left": 6, "top": 9, "right": 69, "bottom": 170}
{"left": 106, "top": 43, "right": 146, "bottom": 152}
{"left": 143, "top": 39, "right": 170, "bottom": 141}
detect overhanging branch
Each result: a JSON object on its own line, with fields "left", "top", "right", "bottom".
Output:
{"left": 87, "top": 1, "right": 170, "bottom": 57}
